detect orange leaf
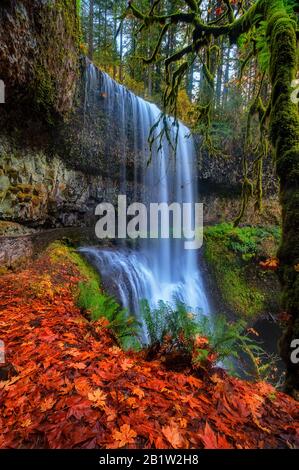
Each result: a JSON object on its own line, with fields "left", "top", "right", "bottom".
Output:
{"left": 162, "top": 425, "right": 185, "bottom": 449}
{"left": 74, "top": 377, "right": 91, "bottom": 397}
{"left": 132, "top": 387, "right": 145, "bottom": 399}
{"left": 126, "top": 397, "right": 138, "bottom": 409}
{"left": 40, "top": 397, "right": 56, "bottom": 412}
{"left": 88, "top": 389, "right": 107, "bottom": 409}
{"left": 198, "top": 422, "right": 218, "bottom": 448}
{"left": 178, "top": 418, "right": 188, "bottom": 429}
{"left": 105, "top": 407, "right": 117, "bottom": 422}
{"left": 121, "top": 358, "right": 135, "bottom": 371}
{"left": 112, "top": 424, "right": 137, "bottom": 448}
{"left": 259, "top": 257, "right": 279, "bottom": 271}
{"left": 186, "top": 375, "right": 204, "bottom": 388}
{"left": 71, "top": 362, "right": 87, "bottom": 370}
{"left": 20, "top": 416, "right": 32, "bottom": 428}
{"left": 198, "top": 422, "right": 232, "bottom": 449}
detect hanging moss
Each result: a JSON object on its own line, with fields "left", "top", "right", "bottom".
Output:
{"left": 32, "top": 0, "right": 80, "bottom": 122}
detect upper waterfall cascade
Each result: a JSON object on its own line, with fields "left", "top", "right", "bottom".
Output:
{"left": 80, "top": 63, "right": 210, "bottom": 327}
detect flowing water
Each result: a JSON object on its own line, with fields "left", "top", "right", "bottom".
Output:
{"left": 80, "top": 64, "right": 210, "bottom": 330}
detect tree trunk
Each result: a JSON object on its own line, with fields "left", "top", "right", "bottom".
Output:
{"left": 222, "top": 46, "right": 231, "bottom": 107}
{"left": 215, "top": 38, "right": 224, "bottom": 108}
{"left": 266, "top": 0, "right": 299, "bottom": 397}
{"left": 119, "top": 22, "right": 124, "bottom": 82}
{"left": 88, "top": 0, "right": 94, "bottom": 60}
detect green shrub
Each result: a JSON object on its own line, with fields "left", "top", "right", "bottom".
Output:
{"left": 205, "top": 223, "right": 280, "bottom": 258}
{"left": 77, "top": 280, "right": 141, "bottom": 350}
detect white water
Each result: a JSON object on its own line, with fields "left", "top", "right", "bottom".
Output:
{"left": 80, "top": 64, "right": 210, "bottom": 327}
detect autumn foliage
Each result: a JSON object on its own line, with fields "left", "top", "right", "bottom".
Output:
{"left": 259, "top": 258, "right": 280, "bottom": 271}
{"left": 0, "top": 244, "right": 298, "bottom": 449}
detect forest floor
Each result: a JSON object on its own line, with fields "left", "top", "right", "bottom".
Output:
{"left": 0, "top": 243, "right": 298, "bottom": 449}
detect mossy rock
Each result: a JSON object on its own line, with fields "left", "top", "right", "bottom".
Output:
{"left": 204, "top": 223, "right": 281, "bottom": 321}
{"left": 0, "top": 221, "right": 35, "bottom": 237}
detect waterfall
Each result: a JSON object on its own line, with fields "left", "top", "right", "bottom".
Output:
{"left": 80, "top": 63, "right": 210, "bottom": 330}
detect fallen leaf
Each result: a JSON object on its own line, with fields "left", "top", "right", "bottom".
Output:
{"left": 162, "top": 425, "right": 185, "bottom": 449}
{"left": 88, "top": 389, "right": 107, "bottom": 409}
{"left": 132, "top": 387, "right": 145, "bottom": 399}
{"left": 112, "top": 424, "right": 137, "bottom": 448}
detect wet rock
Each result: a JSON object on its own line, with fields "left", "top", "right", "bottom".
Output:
{"left": 0, "top": 137, "right": 121, "bottom": 227}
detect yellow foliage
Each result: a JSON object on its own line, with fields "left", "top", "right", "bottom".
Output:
{"left": 176, "top": 89, "right": 197, "bottom": 127}
{"left": 30, "top": 274, "right": 56, "bottom": 300}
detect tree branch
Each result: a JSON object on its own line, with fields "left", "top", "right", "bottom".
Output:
{"left": 142, "top": 23, "right": 170, "bottom": 64}
{"left": 128, "top": 2, "right": 195, "bottom": 26}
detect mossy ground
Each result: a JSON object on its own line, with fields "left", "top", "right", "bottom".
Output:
{"left": 204, "top": 223, "right": 281, "bottom": 320}
{"left": 49, "top": 241, "right": 100, "bottom": 284}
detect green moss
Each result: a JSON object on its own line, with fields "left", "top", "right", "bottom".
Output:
{"left": 6, "top": 184, "right": 43, "bottom": 206}
{"left": 8, "top": 184, "right": 33, "bottom": 197}
{"left": 49, "top": 242, "right": 100, "bottom": 283}
{"left": 262, "top": 0, "right": 299, "bottom": 392}
{"left": 31, "top": 0, "right": 80, "bottom": 122}
{"left": 55, "top": 0, "right": 81, "bottom": 42}
{"left": 34, "top": 66, "right": 56, "bottom": 121}
{"left": 204, "top": 223, "right": 281, "bottom": 320}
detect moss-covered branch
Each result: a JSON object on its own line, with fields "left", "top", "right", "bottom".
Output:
{"left": 264, "top": 0, "right": 299, "bottom": 396}
{"left": 128, "top": 2, "right": 195, "bottom": 26}
{"left": 142, "top": 23, "right": 169, "bottom": 64}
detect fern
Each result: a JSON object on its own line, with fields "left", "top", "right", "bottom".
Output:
{"left": 140, "top": 299, "right": 198, "bottom": 348}
{"left": 196, "top": 314, "right": 278, "bottom": 381}
{"left": 140, "top": 300, "right": 277, "bottom": 380}
{"left": 284, "top": 0, "right": 298, "bottom": 17}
